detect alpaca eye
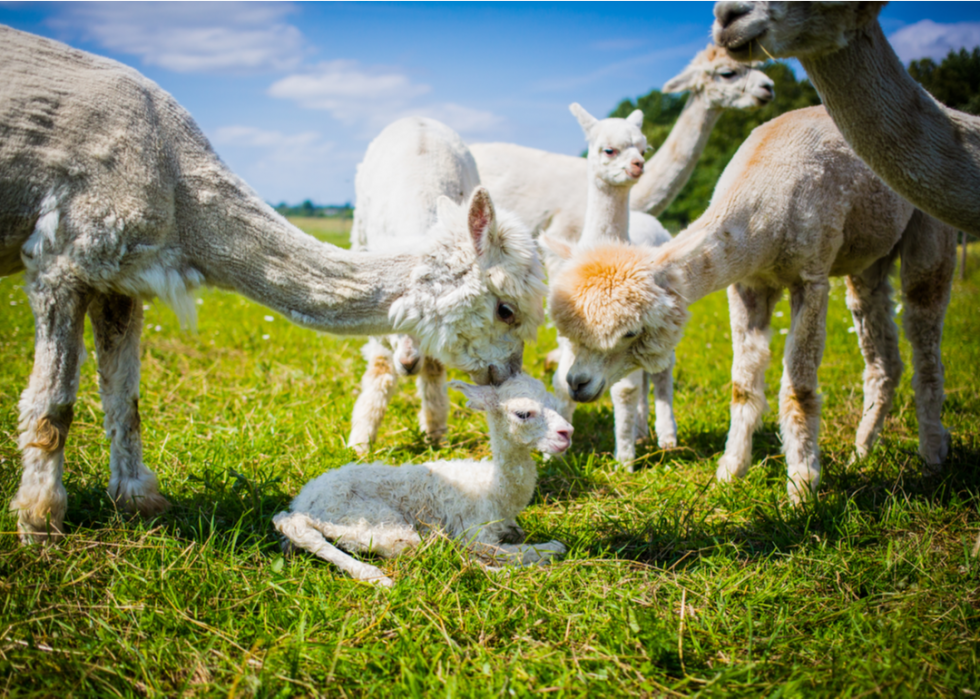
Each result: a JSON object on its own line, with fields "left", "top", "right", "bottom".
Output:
{"left": 514, "top": 410, "right": 534, "bottom": 421}
{"left": 719, "top": 70, "right": 737, "bottom": 79}
{"left": 624, "top": 330, "right": 639, "bottom": 339}
{"left": 496, "top": 302, "right": 517, "bottom": 324}
{"left": 603, "top": 148, "right": 618, "bottom": 156}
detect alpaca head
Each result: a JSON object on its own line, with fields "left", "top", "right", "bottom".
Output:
{"left": 450, "top": 373, "right": 573, "bottom": 455}
{"left": 663, "top": 43, "right": 775, "bottom": 110}
{"left": 389, "top": 187, "right": 546, "bottom": 386}
{"left": 570, "top": 102, "right": 648, "bottom": 186}
{"left": 713, "top": 1, "right": 886, "bottom": 61}
{"left": 545, "top": 239, "right": 688, "bottom": 403}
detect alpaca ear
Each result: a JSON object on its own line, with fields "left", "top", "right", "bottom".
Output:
{"left": 448, "top": 380, "right": 495, "bottom": 411}
{"left": 569, "top": 103, "right": 598, "bottom": 137}
{"left": 466, "top": 187, "right": 496, "bottom": 258}
{"left": 663, "top": 67, "right": 696, "bottom": 94}
{"left": 626, "top": 109, "right": 644, "bottom": 130}
{"left": 539, "top": 233, "right": 574, "bottom": 261}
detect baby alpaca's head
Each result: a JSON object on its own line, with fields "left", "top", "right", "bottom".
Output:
{"left": 449, "top": 374, "right": 573, "bottom": 455}
{"left": 570, "top": 103, "right": 647, "bottom": 187}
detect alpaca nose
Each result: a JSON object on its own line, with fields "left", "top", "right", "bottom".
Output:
{"left": 629, "top": 158, "right": 644, "bottom": 177}
{"left": 566, "top": 372, "right": 589, "bottom": 393}
{"left": 557, "top": 428, "right": 573, "bottom": 444}
{"left": 399, "top": 355, "right": 420, "bottom": 375}
{"left": 714, "top": 1, "right": 753, "bottom": 28}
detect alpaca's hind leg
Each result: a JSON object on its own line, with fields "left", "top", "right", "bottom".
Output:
{"left": 845, "top": 257, "right": 903, "bottom": 459}
{"left": 273, "top": 511, "right": 396, "bottom": 587}
{"left": 611, "top": 369, "right": 643, "bottom": 467}
{"left": 717, "top": 284, "right": 780, "bottom": 483}
{"left": 417, "top": 356, "right": 449, "bottom": 445}
{"left": 780, "top": 280, "right": 830, "bottom": 503}
{"left": 651, "top": 352, "right": 678, "bottom": 449}
{"left": 468, "top": 540, "right": 567, "bottom": 567}
{"left": 12, "top": 279, "right": 90, "bottom": 543}
{"left": 88, "top": 292, "right": 170, "bottom": 517}
{"left": 348, "top": 339, "right": 398, "bottom": 456}
{"left": 899, "top": 213, "right": 957, "bottom": 468}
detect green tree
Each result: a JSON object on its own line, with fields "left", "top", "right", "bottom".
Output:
{"left": 908, "top": 47, "right": 980, "bottom": 115}
{"left": 611, "top": 62, "right": 821, "bottom": 231}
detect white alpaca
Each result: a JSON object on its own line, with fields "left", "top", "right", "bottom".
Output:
{"left": 548, "top": 103, "right": 678, "bottom": 467}
{"left": 546, "top": 106, "right": 957, "bottom": 502}
{"left": 471, "top": 44, "right": 774, "bottom": 243}
{"left": 273, "top": 373, "right": 573, "bottom": 587}
{"left": 713, "top": 1, "right": 980, "bottom": 237}
{"left": 0, "top": 26, "right": 546, "bottom": 543}
{"left": 347, "top": 117, "right": 488, "bottom": 455}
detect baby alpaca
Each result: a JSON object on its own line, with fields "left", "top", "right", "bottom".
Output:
{"left": 548, "top": 103, "right": 678, "bottom": 466}
{"left": 273, "top": 374, "right": 573, "bottom": 587}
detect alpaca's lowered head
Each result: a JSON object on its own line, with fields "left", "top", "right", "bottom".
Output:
{"left": 664, "top": 43, "right": 775, "bottom": 109}
{"left": 450, "top": 373, "right": 573, "bottom": 455}
{"left": 390, "top": 187, "right": 546, "bottom": 385}
{"left": 570, "top": 103, "right": 648, "bottom": 186}
{"left": 545, "top": 238, "right": 689, "bottom": 403}
{"left": 713, "top": 2, "right": 886, "bottom": 61}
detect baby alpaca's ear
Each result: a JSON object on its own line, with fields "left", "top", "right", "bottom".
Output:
{"left": 449, "top": 380, "right": 496, "bottom": 411}
{"left": 569, "top": 102, "right": 598, "bottom": 138}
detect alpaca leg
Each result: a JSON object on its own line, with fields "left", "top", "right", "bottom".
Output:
{"left": 845, "top": 258, "right": 903, "bottom": 459}
{"left": 272, "top": 511, "right": 396, "bottom": 587}
{"left": 348, "top": 339, "right": 398, "bottom": 456}
{"left": 651, "top": 352, "right": 678, "bottom": 449}
{"left": 417, "top": 356, "right": 449, "bottom": 444}
{"left": 468, "top": 540, "right": 567, "bottom": 567}
{"left": 551, "top": 336, "right": 578, "bottom": 423}
{"left": 88, "top": 292, "right": 170, "bottom": 517}
{"left": 610, "top": 369, "right": 643, "bottom": 467}
{"left": 780, "top": 280, "right": 830, "bottom": 503}
{"left": 636, "top": 371, "right": 650, "bottom": 444}
{"left": 12, "top": 280, "right": 90, "bottom": 543}
{"left": 717, "top": 284, "right": 780, "bottom": 483}
{"left": 899, "top": 214, "right": 957, "bottom": 468}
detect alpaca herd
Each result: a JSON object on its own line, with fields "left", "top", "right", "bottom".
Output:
{"left": 0, "top": 11, "right": 964, "bottom": 587}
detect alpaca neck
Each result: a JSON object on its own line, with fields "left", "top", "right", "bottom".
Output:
{"left": 484, "top": 418, "right": 538, "bottom": 521}
{"left": 630, "top": 96, "right": 722, "bottom": 216}
{"left": 652, "top": 214, "right": 762, "bottom": 305}
{"left": 580, "top": 165, "right": 633, "bottom": 245}
{"left": 185, "top": 177, "right": 419, "bottom": 337}
{"left": 802, "top": 20, "right": 980, "bottom": 235}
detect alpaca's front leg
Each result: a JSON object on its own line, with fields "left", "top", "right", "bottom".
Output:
{"left": 651, "top": 352, "right": 678, "bottom": 449}
{"left": 12, "top": 279, "right": 90, "bottom": 543}
{"left": 780, "top": 280, "right": 830, "bottom": 503}
{"left": 611, "top": 369, "right": 643, "bottom": 467}
{"left": 469, "top": 540, "right": 567, "bottom": 567}
{"left": 88, "top": 293, "right": 170, "bottom": 517}
{"left": 417, "top": 356, "right": 449, "bottom": 444}
{"left": 900, "top": 215, "right": 956, "bottom": 468}
{"left": 717, "top": 284, "right": 780, "bottom": 483}
{"left": 348, "top": 339, "right": 398, "bottom": 456}
{"left": 845, "top": 259, "right": 903, "bottom": 459}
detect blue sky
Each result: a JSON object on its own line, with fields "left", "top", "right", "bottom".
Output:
{"left": 3, "top": 1, "right": 980, "bottom": 205}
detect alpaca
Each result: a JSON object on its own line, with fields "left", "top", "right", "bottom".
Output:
{"left": 546, "top": 106, "right": 957, "bottom": 502}
{"left": 470, "top": 44, "right": 774, "bottom": 243}
{"left": 713, "top": 1, "right": 980, "bottom": 237}
{"left": 347, "top": 116, "right": 486, "bottom": 455}
{"left": 0, "top": 26, "right": 545, "bottom": 543}
{"left": 273, "top": 373, "right": 573, "bottom": 587}
{"left": 547, "top": 103, "right": 678, "bottom": 466}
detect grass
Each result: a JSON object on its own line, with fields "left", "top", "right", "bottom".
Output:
{"left": 0, "top": 225, "right": 977, "bottom": 697}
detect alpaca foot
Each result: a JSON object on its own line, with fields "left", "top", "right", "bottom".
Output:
{"left": 16, "top": 513, "right": 65, "bottom": 545}
{"left": 657, "top": 435, "right": 678, "bottom": 450}
{"left": 11, "top": 481, "right": 67, "bottom": 545}
{"left": 715, "top": 454, "right": 749, "bottom": 483}
{"left": 111, "top": 476, "right": 171, "bottom": 517}
{"left": 534, "top": 540, "right": 567, "bottom": 563}
{"left": 500, "top": 520, "right": 527, "bottom": 544}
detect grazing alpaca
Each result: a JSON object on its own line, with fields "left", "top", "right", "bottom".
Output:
{"left": 0, "top": 26, "right": 545, "bottom": 543}
{"left": 348, "top": 117, "right": 520, "bottom": 455}
{"left": 546, "top": 107, "right": 956, "bottom": 502}
{"left": 548, "top": 103, "right": 678, "bottom": 466}
{"left": 713, "top": 1, "right": 980, "bottom": 237}
{"left": 471, "top": 44, "right": 774, "bottom": 242}
{"left": 274, "top": 373, "right": 573, "bottom": 587}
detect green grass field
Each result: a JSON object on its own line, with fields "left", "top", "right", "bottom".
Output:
{"left": 0, "top": 223, "right": 977, "bottom": 697}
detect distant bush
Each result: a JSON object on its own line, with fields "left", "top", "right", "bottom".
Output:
{"left": 273, "top": 199, "right": 354, "bottom": 218}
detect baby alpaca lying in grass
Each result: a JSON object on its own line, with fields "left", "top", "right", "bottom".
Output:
{"left": 273, "top": 374, "right": 573, "bottom": 587}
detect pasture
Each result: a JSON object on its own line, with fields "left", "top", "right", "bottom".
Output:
{"left": 0, "top": 221, "right": 977, "bottom": 697}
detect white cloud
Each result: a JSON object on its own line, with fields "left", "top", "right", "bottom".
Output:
{"left": 268, "top": 60, "right": 505, "bottom": 138}
{"left": 889, "top": 19, "right": 980, "bottom": 64}
{"left": 48, "top": 2, "right": 307, "bottom": 73}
